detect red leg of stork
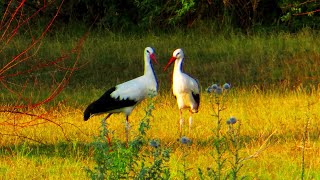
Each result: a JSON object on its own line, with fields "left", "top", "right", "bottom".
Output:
{"left": 189, "top": 111, "right": 193, "bottom": 132}
{"left": 125, "top": 116, "right": 130, "bottom": 147}
{"left": 179, "top": 109, "right": 184, "bottom": 136}
{"left": 102, "top": 113, "right": 113, "bottom": 146}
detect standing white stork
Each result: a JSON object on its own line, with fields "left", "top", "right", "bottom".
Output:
{"left": 84, "top": 47, "right": 158, "bottom": 143}
{"left": 164, "top": 48, "right": 200, "bottom": 134}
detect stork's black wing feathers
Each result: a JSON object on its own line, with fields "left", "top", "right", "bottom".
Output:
{"left": 84, "top": 87, "right": 138, "bottom": 121}
{"left": 192, "top": 92, "right": 200, "bottom": 107}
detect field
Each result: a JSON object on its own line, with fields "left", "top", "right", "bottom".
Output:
{"left": 1, "top": 27, "right": 320, "bottom": 179}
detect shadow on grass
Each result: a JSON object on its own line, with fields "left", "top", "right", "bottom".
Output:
{"left": 0, "top": 142, "right": 92, "bottom": 158}
{"left": 1, "top": 129, "right": 319, "bottom": 159}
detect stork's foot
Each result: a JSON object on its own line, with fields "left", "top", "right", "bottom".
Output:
{"left": 125, "top": 120, "right": 131, "bottom": 148}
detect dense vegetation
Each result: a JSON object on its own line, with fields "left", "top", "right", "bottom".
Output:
{"left": 2, "top": 0, "right": 320, "bottom": 32}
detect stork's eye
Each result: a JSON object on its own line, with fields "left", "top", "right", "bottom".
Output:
{"left": 147, "top": 50, "right": 150, "bottom": 54}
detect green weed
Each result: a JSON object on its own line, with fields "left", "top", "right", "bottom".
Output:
{"left": 85, "top": 93, "right": 171, "bottom": 179}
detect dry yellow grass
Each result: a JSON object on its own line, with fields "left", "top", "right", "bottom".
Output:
{"left": 1, "top": 87, "right": 320, "bottom": 179}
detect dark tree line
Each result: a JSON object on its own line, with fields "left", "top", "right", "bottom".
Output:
{"left": 1, "top": 0, "right": 320, "bottom": 32}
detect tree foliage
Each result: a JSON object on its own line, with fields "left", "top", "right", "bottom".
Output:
{"left": 279, "top": 0, "right": 320, "bottom": 31}
{"left": 4, "top": 0, "right": 319, "bottom": 32}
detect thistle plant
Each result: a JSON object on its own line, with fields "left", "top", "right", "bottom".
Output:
{"left": 85, "top": 91, "right": 171, "bottom": 179}
{"left": 226, "top": 117, "right": 244, "bottom": 180}
{"left": 85, "top": 117, "right": 140, "bottom": 179}
{"left": 205, "top": 83, "right": 231, "bottom": 179}
{"left": 137, "top": 139, "right": 171, "bottom": 179}
{"left": 178, "top": 136, "right": 192, "bottom": 180}
{"left": 133, "top": 92, "right": 171, "bottom": 179}
{"left": 198, "top": 83, "right": 247, "bottom": 179}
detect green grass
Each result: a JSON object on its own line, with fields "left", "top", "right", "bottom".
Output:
{"left": 4, "top": 26, "right": 320, "bottom": 90}
{"left": 1, "top": 26, "right": 320, "bottom": 179}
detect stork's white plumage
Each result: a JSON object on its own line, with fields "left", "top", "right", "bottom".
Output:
{"left": 84, "top": 47, "right": 158, "bottom": 142}
{"left": 164, "top": 48, "right": 200, "bottom": 134}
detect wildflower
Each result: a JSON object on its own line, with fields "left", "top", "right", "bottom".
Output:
{"left": 207, "top": 84, "right": 220, "bottom": 93}
{"left": 211, "top": 84, "right": 218, "bottom": 90}
{"left": 206, "top": 87, "right": 214, "bottom": 93}
{"left": 149, "top": 139, "right": 159, "bottom": 148}
{"left": 226, "top": 116, "right": 237, "bottom": 125}
{"left": 223, "top": 83, "right": 231, "bottom": 90}
{"left": 214, "top": 87, "right": 223, "bottom": 95}
{"left": 180, "top": 136, "right": 191, "bottom": 145}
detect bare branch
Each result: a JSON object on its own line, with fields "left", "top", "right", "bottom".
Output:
{"left": 0, "top": 0, "right": 89, "bottom": 143}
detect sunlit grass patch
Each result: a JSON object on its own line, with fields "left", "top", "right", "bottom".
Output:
{"left": 1, "top": 87, "right": 320, "bottom": 179}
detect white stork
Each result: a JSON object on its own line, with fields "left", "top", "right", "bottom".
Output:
{"left": 164, "top": 48, "right": 200, "bottom": 134}
{"left": 84, "top": 47, "right": 158, "bottom": 143}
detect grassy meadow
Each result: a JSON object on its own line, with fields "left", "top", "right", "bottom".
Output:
{"left": 1, "top": 27, "right": 320, "bottom": 179}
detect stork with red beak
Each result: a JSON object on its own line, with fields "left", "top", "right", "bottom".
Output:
{"left": 84, "top": 47, "right": 158, "bottom": 143}
{"left": 164, "top": 48, "right": 200, "bottom": 134}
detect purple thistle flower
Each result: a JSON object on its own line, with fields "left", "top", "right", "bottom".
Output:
{"left": 223, "top": 83, "right": 231, "bottom": 90}
{"left": 211, "top": 84, "right": 218, "bottom": 90}
{"left": 149, "top": 140, "right": 160, "bottom": 148}
{"left": 227, "top": 116, "right": 237, "bottom": 125}
{"left": 180, "top": 136, "right": 191, "bottom": 144}
{"left": 214, "top": 87, "right": 223, "bottom": 95}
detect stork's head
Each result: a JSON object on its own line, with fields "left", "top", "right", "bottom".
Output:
{"left": 145, "top": 47, "right": 158, "bottom": 64}
{"left": 83, "top": 102, "right": 97, "bottom": 121}
{"left": 164, "top": 48, "right": 184, "bottom": 71}
{"left": 84, "top": 104, "right": 92, "bottom": 121}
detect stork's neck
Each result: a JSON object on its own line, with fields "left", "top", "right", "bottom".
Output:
{"left": 144, "top": 56, "right": 156, "bottom": 77}
{"left": 144, "top": 55, "right": 158, "bottom": 91}
{"left": 173, "top": 58, "right": 184, "bottom": 75}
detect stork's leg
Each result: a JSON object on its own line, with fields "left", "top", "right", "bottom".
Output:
{"left": 189, "top": 111, "right": 193, "bottom": 132}
{"left": 179, "top": 109, "right": 183, "bottom": 135}
{"left": 101, "top": 113, "right": 112, "bottom": 130}
{"left": 102, "top": 113, "right": 112, "bottom": 146}
{"left": 125, "top": 116, "right": 129, "bottom": 147}
{"left": 103, "top": 113, "right": 112, "bottom": 122}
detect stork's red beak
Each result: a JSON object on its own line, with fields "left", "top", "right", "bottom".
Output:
{"left": 164, "top": 56, "right": 176, "bottom": 71}
{"left": 150, "top": 53, "right": 158, "bottom": 64}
